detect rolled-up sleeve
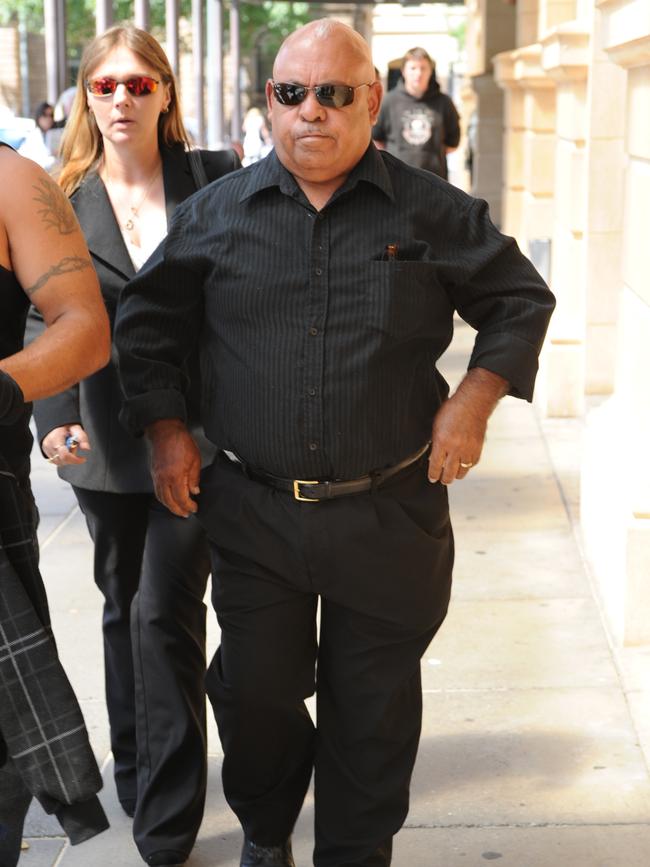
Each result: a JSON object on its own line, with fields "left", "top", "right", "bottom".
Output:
{"left": 113, "top": 210, "right": 205, "bottom": 436}
{"left": 447, "top": 198, "right": 556, "bottom": 401}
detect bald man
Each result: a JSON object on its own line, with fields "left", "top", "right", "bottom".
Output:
{"left": 114, "top": 19, "right": 554, "bottom": 867}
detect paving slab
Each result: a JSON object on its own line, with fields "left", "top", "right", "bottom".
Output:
{"left": 13, "top": 839, "right": 65, "bottom": 867}
{"left": 393, "top": 825, "right": 650, "bottom": 867}
{"left": 421, "top": 597, "right": 618, "bottom": 690}
{"left": 450, "top": 528, "right": 591, "bottom": 600}
{"left": 22, "top": 801, "right": 61, "bottom": 840}
{"left": 410, "top": 689, "right": 650, "bottom": 826}
{"left": 448, "top": 474, "right": 568, "bottom": 533}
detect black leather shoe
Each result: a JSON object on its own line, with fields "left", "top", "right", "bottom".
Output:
{"left": 240, "top": 837, "right": 295, "bottom": 866}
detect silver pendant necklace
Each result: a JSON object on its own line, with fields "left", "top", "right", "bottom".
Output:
{"left": 106, "top": 163, "right": 162, "bottom": 232}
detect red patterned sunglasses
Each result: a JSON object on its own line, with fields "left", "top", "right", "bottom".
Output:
{"left": 86, "top": 75, "right": 160, "bottom": 97}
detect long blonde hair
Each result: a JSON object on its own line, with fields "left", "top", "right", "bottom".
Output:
{"left": 58, "top": 24, "right": 190, "bottom": 196}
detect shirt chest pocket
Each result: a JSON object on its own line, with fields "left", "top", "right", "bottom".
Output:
{"left": 365, "top": 260, "right": 452, "bottom": 341}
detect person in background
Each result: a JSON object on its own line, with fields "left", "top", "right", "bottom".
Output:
{"left": 30, "top": 24, "right": 240, "bottom": 867}
{"left": 372, "top": 47, "right": 460, "bottom": 180}
{"left": 114, "top": 19, "right": 554, "bottom": 867}
{"left": 17, "top": 102, "right": 57, "bottom": 170}
{"left": 0, "top": 142, "right": 110, "bottom": 867}
{"left": 55, "top": 86, "right": 77, "bottom": 125}
{"left": 242, "top": 105, "right": 273, "bottom": 165}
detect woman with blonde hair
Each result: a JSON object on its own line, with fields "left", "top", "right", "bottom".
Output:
{"left": 31, "top": 24, "right": 240, "bottom": 867}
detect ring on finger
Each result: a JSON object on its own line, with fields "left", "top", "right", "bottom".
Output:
{"left": 459, "top": 460, "right": 473, "bottom": 469}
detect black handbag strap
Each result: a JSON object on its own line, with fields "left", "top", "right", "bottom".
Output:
{"left": 187, "top": 148, "right": 209, "bottom": 190}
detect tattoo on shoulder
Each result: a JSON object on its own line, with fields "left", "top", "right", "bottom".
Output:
{"left": 25, "top": 255, "right": 92, "bottom": 297}
{"left": 32, "top": 176, "right": 77, "bottom": 235}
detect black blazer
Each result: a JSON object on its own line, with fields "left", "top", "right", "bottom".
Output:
{"left": 31, "top": 143, "right": 240, "bottom": 493}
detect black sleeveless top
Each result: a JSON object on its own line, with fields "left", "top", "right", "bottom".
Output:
{"left": 0, "top": 144, "right": 32, "bottom": 481}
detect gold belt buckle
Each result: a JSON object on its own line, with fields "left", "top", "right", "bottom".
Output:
{"left": 293, "top": 479, "right": 320, "bottom": 502}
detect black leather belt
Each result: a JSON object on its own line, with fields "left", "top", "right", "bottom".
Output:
{"left": 229, "top": 442, "right": 430, "bottom": 502}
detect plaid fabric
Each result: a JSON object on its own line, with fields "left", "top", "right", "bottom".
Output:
{"left": 0, "top": 456, "right": 108, "bottom": 850}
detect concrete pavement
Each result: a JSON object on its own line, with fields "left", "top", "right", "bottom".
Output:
{"left": 19, "top": 320, "right": 650, "bottom": 866}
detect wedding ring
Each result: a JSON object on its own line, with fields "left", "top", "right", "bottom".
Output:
{"left": 47, "top": 454, "right": 60, "bottom": 463}
{"left": 459, "top": 461, "right": 473, "bottom": 468}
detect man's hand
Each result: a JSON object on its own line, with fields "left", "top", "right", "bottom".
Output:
{"left": 428, "top": 367, "right": 509, "bottom": 485}
{"left": 42, "top": 423, "right": 88, "bottom": 466}
{"left": 145, "top": 418, "right": 201, "bottom": 518}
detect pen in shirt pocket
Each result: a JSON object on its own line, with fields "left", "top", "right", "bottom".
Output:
{"left": 384, "top": 243, "right": 398, "bottom": 261}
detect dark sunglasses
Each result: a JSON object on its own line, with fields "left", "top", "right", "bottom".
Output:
{"left": 86, "top": 75, "right": 160, "bottom": 97}
{"left": 271, "top": 81, "right": 373, "bottom": 108}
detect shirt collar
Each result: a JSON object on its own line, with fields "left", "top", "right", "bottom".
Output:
{"left": 238, "top": 150, "right": 300, "bottom": 202}
{"left": 238, "top": 143, "right": 395, "bottom": 205}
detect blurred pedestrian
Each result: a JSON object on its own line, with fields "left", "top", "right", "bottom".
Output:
{"left": 17, "top": 102, "right": 57, "bottom": 170}
{"left": 242, "top": 105, "right": 272, "bottom": 165}
{"left": 373, "top": 47, "right": 460, "bottom": 180}
{"left": 54, "top": 86, "right": 77, "bottom": 126}
{"left": 30, "top": 24, "right": 240, "bottom": 867}
{"left": 0, "top": 142, "right": 110, "bottom": 867}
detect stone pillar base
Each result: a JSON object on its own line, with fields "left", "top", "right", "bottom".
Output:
{"left": 581, "top": 395, "right": 650, "bottom": 646}
{"left": 537, "top": 339, "right": 585, "bottom": 417}
{"left": 625, "top": 516, "right": 650, "bottom": 645}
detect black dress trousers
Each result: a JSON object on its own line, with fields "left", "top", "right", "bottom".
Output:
{"left": 72, "top": 488, "right": 211, "bottom": 859}
{"left": 199, "top": 452, "right": 454, "bottom": 867}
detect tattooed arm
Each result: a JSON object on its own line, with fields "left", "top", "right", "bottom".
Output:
{"left": 0, "top": 148, "right": 110, "bottom": 401}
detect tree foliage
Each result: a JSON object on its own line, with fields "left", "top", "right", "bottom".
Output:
{"left": 2, "top": 1, "right": 315, "bottom": 66}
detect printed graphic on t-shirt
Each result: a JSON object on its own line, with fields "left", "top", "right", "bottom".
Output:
{"left": 400, "top": 107, "right": 436, "bottom": 146}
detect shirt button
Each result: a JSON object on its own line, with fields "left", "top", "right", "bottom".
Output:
{"left": 309, "top": 442, "right": 319, "bottom": 451}
{"left": 307, "top": 387, "right": 316, "bottom": 396}
{"left": 315, "top": 268, "right": 322, "bottom": 276}
{"left": 309, "top": 327, "right": 318, "bottom": 336}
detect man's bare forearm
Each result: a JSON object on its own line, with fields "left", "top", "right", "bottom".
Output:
{"left": 145, "top": 417, "right": 188, "bottom": 443}
{"left": 451, "top": 366, "right": 509, "bottom": 421}
{"left": 0, "top": 306, "right": 109, "bottom": 401}
{"left": 428, "top": 367, "right": 510, "bottom": 485}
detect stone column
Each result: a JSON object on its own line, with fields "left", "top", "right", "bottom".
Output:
{"left": 207, "top": 0, "right": 224, "bottom": 148}
{"left": 496, "top": 46, "right": 557, "bottom": 416}
{"left": 493, "top": 51, "right": 525, "bottom": 238}
{"left": 538, "top": 0, "right": 578, "bottom": 33}
{"left": 96, "top": 0, "right": 113, "bottom": 35}
{"left": 587, "top": 0, "right": 650, "bottom": 645}
{"left": 192, "top": 0, "right": 205, "bottom": 145}
{"left": 166, "top": 0, "right": 179, "bottom": 77}
{"left": 496, "top": 46, "right": 556, "bottom": 251}
{"left": 516, "top": 47, "right": 557, "bottom": 256}
{"left": 539, "top": 22, "right": 590, "bottom": 417}
{"left": 134, "top": 0, "right": 150, "bottom": 32}
{"left": 44, "top": 0, "right": 62, "bottom": 103}
{"left": 229, "top": 0, "right": 241, "bottom": 142}
{"left": 465, "top": 0, "right": 516, "bottom": 226}
{"left": 469, "top": 75, "right": 507, "bottom": 222}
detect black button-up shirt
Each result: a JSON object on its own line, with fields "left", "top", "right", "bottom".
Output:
{"left": 115, "top": 145, "right": 555, "bottom": 480}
